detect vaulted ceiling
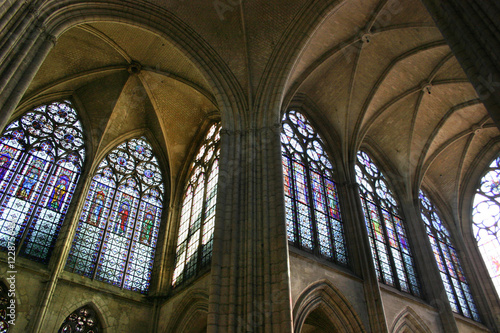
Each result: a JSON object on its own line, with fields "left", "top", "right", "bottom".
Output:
{"left": 22, "top": 0, "right": 500, "bottom": 218}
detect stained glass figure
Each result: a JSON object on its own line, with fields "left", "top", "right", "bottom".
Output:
{"left": 472, "top": 155, "right": 500, "bottom": 297}
{"left": 66, "top": 137, "right": 164, "bottom": 293}
{"left": 58, "top": 305, "right": 101, "bottom": 333}
{"left": 172, "top": 123, "right": 220, "bottom": 286}
{"left": 419, "top": 190, "right": 480, "bottom": 320}
{"left": 355, "top": 151, "right": 420, "bottom": 296}
{"left": 281, "top": 110, "right": 348, "bottom": 265}
{"left": 0, "top": 281, "right": 10, "bottom": 333}
{"left": 0, "top": 101, "right": 85, "bottom": 263}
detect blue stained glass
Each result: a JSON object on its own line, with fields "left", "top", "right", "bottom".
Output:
{"left": 419, "top": 190, "right": 479, "bottom": 321}
{"left": 356, "top": 151, "right": 420, "bottom": 295}
{"left": 66, "top": 136, "right": 163, "bottom": 294}
{"left": 0, "top": 101, "right": 85, "bottom": 264}
{"left": 281, "top": 110, "right": 347, "bottom": 265}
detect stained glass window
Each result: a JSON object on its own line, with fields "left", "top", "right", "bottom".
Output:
{"left": 0, "top": 101, "right": 85, "bottom": 263}
{"left": 172, "top": 123, "right": 220, "bottom": 287}
{"left": 472, "top": 155, "right": 500, "bottom": 297}
{"left": 419, "top": 190, "right": 480, "bottom": 320}
{"left": 281, "top": 110, "right": 347, "bottom": 265}
{"left": 355, "top": 151, "right": 420, "bottom": 295}
{"left": 66, "top": 137, "right": 164, "bottom": 293}
{"left": 0, "top": 281, "right": 10, "bottom": 332}
{"left": 58, "top": 305, "right": 102, "bottom": 333}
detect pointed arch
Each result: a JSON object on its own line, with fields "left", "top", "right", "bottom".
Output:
{"left": 0, "top": 100, "right": 85, "bottom": 263}
{"left": 355, "top": 150, "right": 421, "bottom": 296}
{"left": 293, "top": 280, "right": 365, "bottom": 333}
{"left": 390, "top": 307, "right": 431, "bottom": 333}
{"left": 471, "top": 154, "right": 500, "bottom": 297}
{"left": 172, "top": 122, "right": 220, "bottom": 287}
{"left": 66, "top": 136, "right": 164, "bottom": 293}
{"left": 165, "top": 289, "right": 209, "bottom": 333}
{"left": 419, "top": 190, "right": 480, "bottom": 320}
{"left": 58, "top": 303, "right": 104, "bottom": 333}
{"left": 281, "top": 109, "right": 348, "bottom": 264}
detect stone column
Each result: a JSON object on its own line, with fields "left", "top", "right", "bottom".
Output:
{"left": 400, "top": 198, "right": 459, "bottom": 332}
{"left": 0, "top": 24, "right": 56, "bottom": 132}
{"left": 0, "top": 0, "right": 26, "bottom": 33}
{"left": 208, "top": 124, "right": 293, "bottom": 332}
{"left": 0, "top": 2, "right": 39, "bottom": 70}
{"left": 342, "top": 181, "right": 388, "bottom": 333}
{"left": 421, "top": 0, "right": 500, "bottom": 128}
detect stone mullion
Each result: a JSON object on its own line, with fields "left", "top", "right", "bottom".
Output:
{"left": 343, "top": 181, "right": 388, "bottom": 333}
{"left": 420, "top": 0, "right": 500, "bottom": 129}
{"left": 208, "top": 125, "right": 292, "bottom": 332}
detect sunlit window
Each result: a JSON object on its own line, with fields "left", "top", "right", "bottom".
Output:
{"left": 172, "top": 123, "right": 220, "bottom": 286}
{"left": 0, "top": 101, "right": 85, "bottom": 263}
{"left": 281, "top": 110, "right": 347, "bottom": 264}
{"left": 472, "top": 155, "right": 500, "bottom": 297}
{"left": 66, "top": 137, "right": 163, "bottom": 293}
{"left": 355, "top": 151, "right": 420, "bottom": 295}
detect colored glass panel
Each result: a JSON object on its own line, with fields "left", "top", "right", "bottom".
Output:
{"left": 0, "top": 101, "right": 85, "bottom": 264}
{"left": 419, "top": 190, "right": 480, "bottom": 321}
{"left": 281, "top": 110, "right": 347, "bottom": 265}
{"left": 66, "top": 137, "right": 163, "bottom": 293}
{"left": 173, "top": 123, "right": 221, "bottom": 287}
{"left": 58, "top": 305, "right": 102, "bottom": 333}
{"left": 355, "top": 151, "right": 420, "bottom": 296}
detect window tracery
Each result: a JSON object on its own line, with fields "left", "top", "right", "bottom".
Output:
{"left": 0, "top": 101, "right": 85, "bottom": 263}
{"left": 419, "top": 190, "right": 479, "bottom": 320}
{"left": 281, "top": 110, "right": 347, "bottom": 264}
{"left": 355, "top": 151, "right": 420, "bottom": 295}
{"left": 472, "top": 155, "right": 500, "bottom": 297}
{"left": 66, "top": 137, "right": 163, "bottom": 293}
{"left": 58, "top": 305, "right": 101, "bottom": 333}
{"left": 172, "top": 123, "right": 220, "bottom": 286}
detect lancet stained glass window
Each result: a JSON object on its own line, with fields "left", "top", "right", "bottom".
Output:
{"left": 0, "top": 101, "right": 85, "bottom": 263}
{"left": 472, "top": 155, "right": 500, "bottom": 297}
{"left": 66, "top": 137, "right": 163, "bottom": 293}
{"left": 281, "top": 110, "right": 347, "bottom": 265}
{"left": 355, "top": 151, "right": 420, "bottom": 295}
{"left": 419, "top": 190, "right": 480, "bottom": 320}
{"left": 58, "top": 305, "right": 102, "bottom": 333}
{"left": 172, "top": 123, "right": 220, "bottom": 286}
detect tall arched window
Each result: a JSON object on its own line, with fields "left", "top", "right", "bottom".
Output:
{"left": 0, "top": 101, "right": 85, "bottom": 264}
{"left": 472, "top": 155, "right": 500, "bottom": 297}
{"left": 355, "top": 151, "right": 420, "bottom": 295}
{"left": 66, "top": 137, "right": 164, "bottom": 293}
{"left": 419, "top": 190, "right": 480, "bottom": 320}
{"left": 281, "top": 110, "right": 347, "bottom": 265}
{"left": 172, "top": 123, "right": 220, "bottom": 287}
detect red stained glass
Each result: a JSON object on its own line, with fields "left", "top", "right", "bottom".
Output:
{"left": 281, "top": 110, "right": 347, "bottom": 265}
{"left": 419, "top": 190, "right": 479, "bottom": 321}
{"left": 67, "top": 137, "right": 163, "bottom": 294}
{"left": 0, "top": 101, "right": 85, "bottom": 264}
{"left": 356, "top": 151, "right": 420, "bottom": 296}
